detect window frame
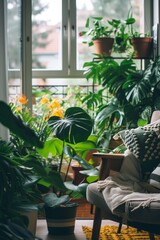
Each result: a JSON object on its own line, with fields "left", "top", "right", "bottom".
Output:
{"left": 8, "top": 0, "right": 154, "bottom": 79}
{"left": 6, "top": 0, "right": 156, "bottom": 102}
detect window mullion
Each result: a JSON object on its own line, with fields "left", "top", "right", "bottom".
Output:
{"left": 69, "top": 0, "right": 76, "bottom": 76}
{"left": 0, "top": 0, "right": 8, "bottom": 140}
{"left": 69, "top": 0, "right": 85, "bottom": 77}
{"left": 21, "top": 0, "right": 32, "bottom": 109}
{"left": 62, "top": 0, "right": 69, "bottom": 74}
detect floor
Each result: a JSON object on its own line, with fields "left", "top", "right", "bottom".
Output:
{"left": 36, "top": 200, "right": 116, "bottom": 240}
{"left": 36, "top": 219, "right": 116, "bottom": 240}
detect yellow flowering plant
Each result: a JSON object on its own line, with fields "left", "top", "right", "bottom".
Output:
{"left": 10, "top": 94, "right": 96, "bottom": 208}
{"left": 10, "top": 95, "right": 64, "bottom": 142}
{"left": 9, "top": 94, "right": 68, "bottom": 195}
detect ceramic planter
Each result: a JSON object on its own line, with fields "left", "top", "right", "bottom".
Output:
{"left": 45, "top": 204, "right": 78, "bottom": 235}
{"left": 93, "top": 37, "right": 114, "bottom": 56}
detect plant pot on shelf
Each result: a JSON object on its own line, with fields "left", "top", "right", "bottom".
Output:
{"left": 130, "top": 37, "right": 153, "bottom": 58}
{"left": 93, "top": 37, "right": 114, "bottom": 56}
{"left": 45, "top": 204, "right": 78, "bottom": 235}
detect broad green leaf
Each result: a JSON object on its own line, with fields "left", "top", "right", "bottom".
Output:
{"left": 43, "top": 193, "right": 69, "bottom": 208}
{"left": 48, "top": 107, "right": 93, "bottom": 144}
{"left": 0, "top": 101, "right": 43, "bottom": 148}
{"left": 37, "top": 138, "right": 63, "bottom": 158}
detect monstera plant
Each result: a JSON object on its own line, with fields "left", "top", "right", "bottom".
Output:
{"left": 83, "top": 54, "right": 160, "bottom": 151}
{"left": 38, "top": 106, "right": 95, "bottom": 203}
{"left": 38, "top": 107, "right": 95, "bottom": 235}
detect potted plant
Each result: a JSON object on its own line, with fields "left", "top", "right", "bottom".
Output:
{"left": 80, "top": 16, "right": 114, "bottom": 56}
{"left": 0, "top": 100, "right": 44, "bottom": 240}
{"left": 130, "top": 31, "right": 153, "bottom": 58}
{"left": 108, "top": 14, "right": 136, "bottom": 54}
{"left": 36, "top": 106, "right": 94, "bottom": 235}
{"left": 7, "top": 95, "right": 95, "bottom": 236}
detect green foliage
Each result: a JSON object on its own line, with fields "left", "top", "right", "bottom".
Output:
{"left": 0, "top": 101, "right": 45, "bottom": 239}
{"left": 108, "top": 14, "right": 136, "bottom": 52}
{"left": 83, "top": 56, "right": 160, "bottom": 150}
{"left": 80, "top": 16, "right": 114, "bottom": 47}
{"left": 39, "top": 107, "right": 95, "bottom": 208}
{"left": 48, "top": 107, "right": 93, "bottom": 144}
{"left": 0, "top": 101, "right": 43, "bottom": 148}
{"left": 42, "top": 193, "right": 70, "bottom": 208}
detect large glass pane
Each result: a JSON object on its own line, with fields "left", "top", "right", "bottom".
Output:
{"left": 7, "top": 0, "right": 21, "bottom": 102}
{"left": 7, "top": 0, "right": 21, "bottom": 70}
{"left": 32, "top": 0, "right": 62, "bottom": 70}
{"left": 76, "top": 0, "right": 144, "bottom": 70}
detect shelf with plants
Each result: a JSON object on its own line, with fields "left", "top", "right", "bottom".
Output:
{"left": 80, "top": 8, "right": 153, "bottom": 59}
{"left": 80, "top": 9, "right": 157, "bottom": 152}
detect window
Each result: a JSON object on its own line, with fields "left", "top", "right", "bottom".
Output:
{"left": 6, "top": 0, "right": 151, "bottom": 103}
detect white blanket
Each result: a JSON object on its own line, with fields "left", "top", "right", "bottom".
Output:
{"left": 98, "top": 150, "right": 160, "bottom": 215}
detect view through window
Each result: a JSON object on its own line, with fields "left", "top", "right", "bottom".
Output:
{"left": 7, "top": 0, "right": 145, "bottom": 102}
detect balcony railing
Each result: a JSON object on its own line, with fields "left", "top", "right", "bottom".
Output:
{"left": 8, "top": 83, "right": 97, "bottom": 101}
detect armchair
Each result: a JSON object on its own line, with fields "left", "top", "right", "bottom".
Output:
{"left": 87, "top": 111, "right": 160, "bottom": 240}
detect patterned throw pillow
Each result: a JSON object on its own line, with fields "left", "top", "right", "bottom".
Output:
{"left": 149, "top": 163, "right": 160, "bottom": 189}
{"left": 117, "top": 123, "right": 160, "bottom": 180}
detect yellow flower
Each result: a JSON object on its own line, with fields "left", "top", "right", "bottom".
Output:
{"left": 51, "top": 107, "right": 64, "bottom": 118}
{"left": 19, "top": 95, "right": 27, "bottom": 105}
{"left": 40, "top": 95, "right": 49, "bottom": 104}
{"left": 15, "top": 107, "right": 22, "bottom": 112}
{"left": 48, "top": 98, "right": 61, "bottom": 109}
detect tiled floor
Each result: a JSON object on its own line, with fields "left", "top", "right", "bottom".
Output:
{"left": 36, "top": 219, "right": 116, "bottom": 240}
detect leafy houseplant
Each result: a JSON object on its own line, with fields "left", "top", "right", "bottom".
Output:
{"left": 80, "top": 16, "right": 114, "bottom": 56}
{"left": 0, "top": 100, "right": 44, "bottom": 240}
{"left": 82, "top": 56, "right": 160, "bottom": 150}
{"left": 82, "top": 57, "right": 137, "bottom": 148}
{"left": 8, "top": 96, "right": 95, "bottom": 235}
{"left": 129, "top": 31, "right": 153, "bottom": 58}
{"left": 108, "top": 15, "right": 136, "bottom": 53}
{"left": 37, "top": 106, "right": 94, "bottom": 234}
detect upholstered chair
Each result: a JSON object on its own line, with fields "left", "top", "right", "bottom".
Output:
{"left": 87, "top": 111, "right": 160, "bottom": 240}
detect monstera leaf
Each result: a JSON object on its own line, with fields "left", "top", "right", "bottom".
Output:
{"left": 48, "top": 107, "right": 93, "bottom": 144}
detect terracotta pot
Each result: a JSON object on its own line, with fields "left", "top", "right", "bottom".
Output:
{"left": 93, "top": 37, "right": 114, "bottom": 56}
{"left": 130, "top": 37, "right": 153, "bottom": 58}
